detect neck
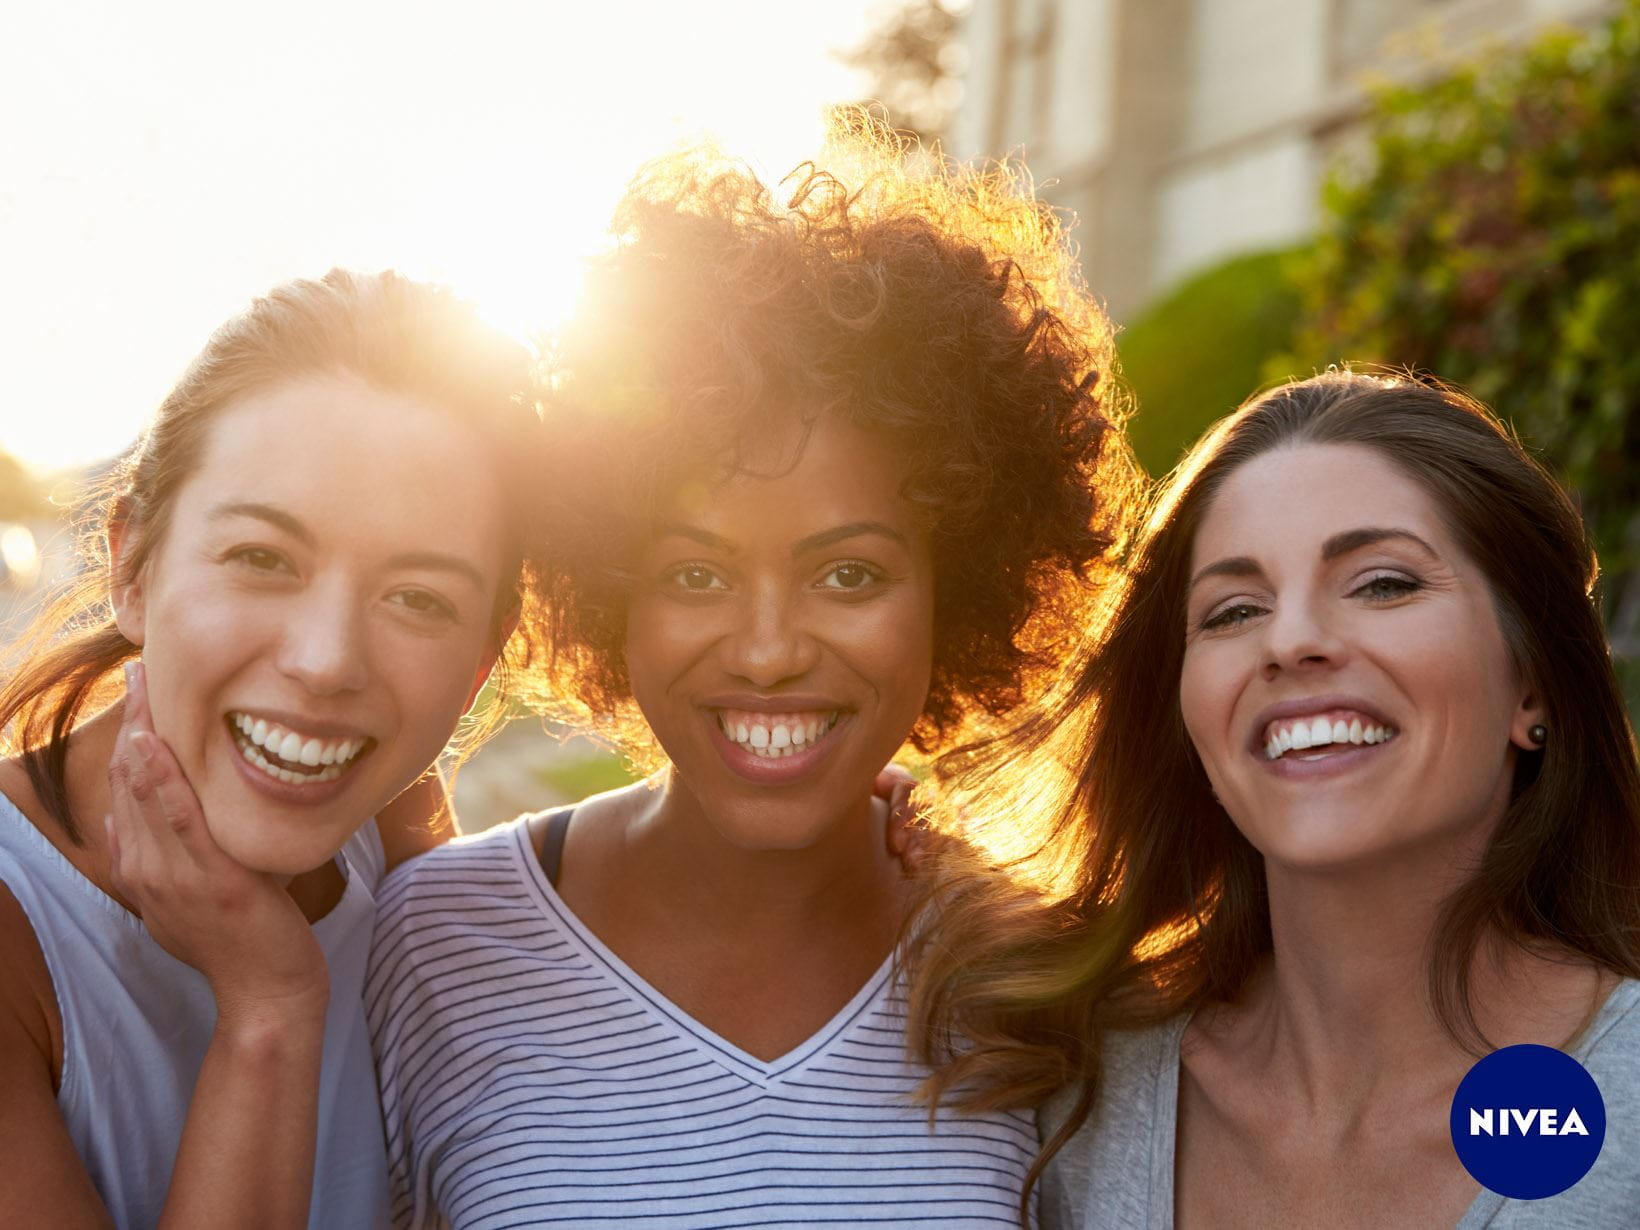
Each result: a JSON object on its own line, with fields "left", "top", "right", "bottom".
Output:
{"left": 623, "top": 770, "right": 903, "bottom": 935}
{"left": 1237, "top": 817, "right": 1605, "bottom": 1112}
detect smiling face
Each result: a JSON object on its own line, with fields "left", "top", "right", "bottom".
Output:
{"left": 113, "top": 374, "right": 508, "bottom": 875}
{"left": 1178, "top": 442, "right": 1543, "bottom": 873}
{"left": 623, "top": 413, "right": 936, "bottom": 850}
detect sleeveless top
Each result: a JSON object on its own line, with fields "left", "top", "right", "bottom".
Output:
{"left": 1039, "top": 980, "right": 1640, "bottom": 1229}
{"left": 367, "top": 812, "right": 1040, "bottom": 1228}
{"left": 0, "top": 789, "right": 391, "bottom": 1230}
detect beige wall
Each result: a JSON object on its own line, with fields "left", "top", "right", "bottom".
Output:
{"left": 947, "top": 0, "right": 1614, "bottom": 322}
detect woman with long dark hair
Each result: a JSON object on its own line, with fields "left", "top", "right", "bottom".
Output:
{"left": 910, "top": 371, "right": 1640, "bottom": 1227}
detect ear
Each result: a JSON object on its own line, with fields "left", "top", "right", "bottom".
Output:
{"left": 463, "top": 612, "right": 520, "bottom": 711}
{"left": 1508, "top": 684, "right": 1547, "bottom": 751}
{"left": 107, "top": 498, "right": 147, "bottom": 648}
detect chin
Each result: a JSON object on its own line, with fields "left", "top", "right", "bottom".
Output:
{"left": 203, "top": 814, "right": 349, "bottom": 878}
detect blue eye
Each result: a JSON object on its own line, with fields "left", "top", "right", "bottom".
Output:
{"left": 1200, "top": 601, "right": 1264, "bottom": 631}
{"left": 1353, "top": 574, "right": 1421, "bottom": 601}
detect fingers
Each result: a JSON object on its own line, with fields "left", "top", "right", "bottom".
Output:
{"left": 873, "top": 763, "right": 917, "bottom": 800}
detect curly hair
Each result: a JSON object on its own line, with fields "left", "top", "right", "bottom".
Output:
{"left": 529, "top": 120, "right": 1137, "bottom": 758}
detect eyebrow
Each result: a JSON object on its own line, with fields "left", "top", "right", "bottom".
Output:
{"left": 209, "top": 501, "right": 315, "bottom": 547}
{"left": 652, "top": 520, "right": 910, "bottom": 557}
{"left": 209, "top": 500, "right": 488, "bottom": 589}
{"left": 1189, "top": 527, "right": 1441, "bottom": 590}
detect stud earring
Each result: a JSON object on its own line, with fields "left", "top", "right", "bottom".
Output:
{"left": 1528, "top": 724, "right": 1548, "bottom": 746}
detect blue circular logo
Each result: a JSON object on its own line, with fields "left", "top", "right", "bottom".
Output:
{"left": 1450, "top": 1043, "right": 1605, "bottom": 1200}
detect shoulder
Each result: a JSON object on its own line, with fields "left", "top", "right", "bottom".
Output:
{"left": 366, "top": 815, "right": 547, "bottom": 1016}
{"left": 375, "top": 814, "right": 531, "bottom": 915}
{"left": 1039, "top": 1017, "right": 1183, "bottom": 1230}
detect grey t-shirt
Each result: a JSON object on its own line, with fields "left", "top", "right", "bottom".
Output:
{"left": 1040, "top": 980, "right": 1640, "bottom": 1229}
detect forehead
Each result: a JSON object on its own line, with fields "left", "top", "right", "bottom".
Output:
{"left": 172, "top": 375, "right": 507, "bottom": 559}
{"left": 1192, "top": 442, "right": 1452, "bottom": 567}
{"left": 664, "top": 413, "right": 921, "bottom": 538}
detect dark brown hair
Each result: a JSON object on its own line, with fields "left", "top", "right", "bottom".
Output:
{"left": 0, "top": 269, "right": 543, "bottom": 842}
{"left": 528, "top": 122, "right": 1138, "bottom": 758}
{"left": 906, "top": 370, "right": 1640, "bottom": 1212}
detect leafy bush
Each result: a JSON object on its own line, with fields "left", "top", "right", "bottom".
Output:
{"left": 1118, "top": 248, "right": 1303, "bottom": 477}
{"left": 1277, "top": 1, "right": 1640, "bottom": 669}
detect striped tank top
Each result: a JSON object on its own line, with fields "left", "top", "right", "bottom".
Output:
{"left": 366, "top": 814, "right": 1038, "bottom": 1228}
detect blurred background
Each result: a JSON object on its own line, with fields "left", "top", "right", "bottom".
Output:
{"left": 4, "top": 0, "right": 1637, "bottom": 829}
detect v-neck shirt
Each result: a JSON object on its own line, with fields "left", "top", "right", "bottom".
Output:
{"left": 1039, "top": 980, "right": 1640, "bottom": 1229}
{"left": 366, "top": 813, "right": 1037, "bottom": 1228}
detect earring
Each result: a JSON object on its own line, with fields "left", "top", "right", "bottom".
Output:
{"left": 1528, "top": 724, "right": 1548, "bottom": 747}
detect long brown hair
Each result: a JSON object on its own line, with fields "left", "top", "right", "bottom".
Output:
{"left": 0, "top": 269, "right": 543, "bottom": 843}
{"left": 906, "top": 371, "right": 1640, "bottom": 1211}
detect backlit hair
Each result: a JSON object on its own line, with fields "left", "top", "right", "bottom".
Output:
{"left": 0, "top": 269, "right": 543, "bottom": 842}
{"left": 530, "top": 116, "right": 1138, "bottom": 759}
{"left": 906, "top": 370, "right": 1640, "bottom": 1212}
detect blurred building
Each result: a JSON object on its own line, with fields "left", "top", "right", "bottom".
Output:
{"left": 946, "top": 0, "right": 1615, "bottom": 321}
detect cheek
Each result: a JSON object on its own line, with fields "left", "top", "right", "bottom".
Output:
{"left": 1178, "top": 646, "right": 1232, "bottom": 762}
{"left": 622, "top": 600, "right": 705, "bottom": 694}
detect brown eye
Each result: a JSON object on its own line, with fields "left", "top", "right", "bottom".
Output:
{"left": 230, "top": 546, "right": 287, "bottom": 573}
{"left": 820, "top": 562, "right": 879, "bottom": 591}
{"left": 666, "top": 564, "right": 727, "bottom": 592}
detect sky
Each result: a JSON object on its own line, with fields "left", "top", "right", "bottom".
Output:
{"left": 0, "top": 0, "right": 889, "bottom": 473}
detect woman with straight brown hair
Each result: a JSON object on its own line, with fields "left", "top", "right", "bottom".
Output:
{"left": 908, "top": 371, "right": 1640, "bottom": 1227}
{"left": 0, "top": 269, "right": 541, "bottom": 1228}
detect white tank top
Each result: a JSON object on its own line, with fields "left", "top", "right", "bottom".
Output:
{"left": 0, "top": 789, "right": 390, "bottom": 1229}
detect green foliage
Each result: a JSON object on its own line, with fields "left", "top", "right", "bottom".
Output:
{"left": 1279, "top": 2, "right": 1640, "bottom": 601}
{"left": 1119, "top": 248, "right": 1303, "bottom": 476}
{"left": 534, "top": 752, "right": 639, "bottom": 803}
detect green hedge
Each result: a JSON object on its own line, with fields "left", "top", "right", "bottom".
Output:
{"left": 1118, "top": 248, "right": 1303, "bottom": 477}
{"left": 1276, "top": 1, "right": 1640, "bottom": 613}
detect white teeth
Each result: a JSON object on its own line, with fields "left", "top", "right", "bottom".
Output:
{"left": 718, "top": 710, "right": 839, "bottom": 755}
{"left": 1265, "top": 714, "right": 1398, "bottom": 760}
{"left": 229, "top": 712, "right": 366, "bottom": 778}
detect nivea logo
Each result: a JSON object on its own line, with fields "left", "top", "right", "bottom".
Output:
{"left": 1467, "top": 1107, "right": 1589, "bottom": 1136}
{"left": 1450, "top": 1044, "right": 1605, "bottom": 1200}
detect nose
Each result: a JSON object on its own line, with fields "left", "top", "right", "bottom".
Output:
{"left": 276, "top": 581, "right": 371, "bottom": 696}
{"left": 718, "top": 583, "right": 819, "bottom": 688}
{"left": 1259, "top": 590, "right": 1347, "bottom": 681}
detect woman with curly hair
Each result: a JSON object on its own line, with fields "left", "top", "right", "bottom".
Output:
{"left": 365, "top": 127, "right": 1137, "bottom": 1229}
{"left": 907, "top": 372, "right": 1640, "bottom": 1228}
